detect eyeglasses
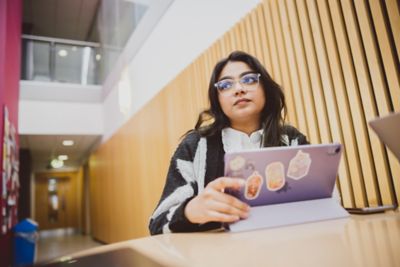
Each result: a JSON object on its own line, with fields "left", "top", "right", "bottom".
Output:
{"left": 214, "top": 73, "right": 261, "bottom": 92}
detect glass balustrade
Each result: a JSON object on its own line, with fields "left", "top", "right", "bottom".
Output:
{"left": 21, "top": 35, "right": 103, "bottom": 85}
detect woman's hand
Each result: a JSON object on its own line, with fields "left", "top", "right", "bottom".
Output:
{"left": 184, "top": 177, "right": 250, "bottom": 224}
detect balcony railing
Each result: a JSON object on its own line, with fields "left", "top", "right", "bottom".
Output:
{"left": 21, "top": 35, "right": 103, "bottom": 85}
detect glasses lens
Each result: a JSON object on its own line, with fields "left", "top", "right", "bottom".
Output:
{"left": 241, "top": 73, "right": 260, "bottom": 85}
{"left": 216, "top": 80, "right": 233, "bottom": 91}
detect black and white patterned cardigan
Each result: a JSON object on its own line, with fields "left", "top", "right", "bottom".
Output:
{"left": 149, "top": 125, "right": 308, "bottom": 235}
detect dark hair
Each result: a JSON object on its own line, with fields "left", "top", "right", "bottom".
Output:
{"left": 194, "top": 51, "right": 286, "bottom": 147}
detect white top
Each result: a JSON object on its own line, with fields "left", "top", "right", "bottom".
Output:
{"left": 221, "top": 127, "right": 263, "bottom": 152}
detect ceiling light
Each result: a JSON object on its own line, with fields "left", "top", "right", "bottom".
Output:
{"left": 62, "top": 140, "right": 74, "bottom": 146}
{"left": 50, "top": 159, "right": 64, "bottom": 169}
{"left": 58, "top": 155, "right": 68, "bottom": 161}
{"left": 95, "top": 54, "right": 101, "bottom": 61}
{"left": 58, "top": 49, "right": 68, "bottom": 57}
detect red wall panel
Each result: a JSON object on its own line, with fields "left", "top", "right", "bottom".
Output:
{"left": 0, "top": 0, "right": 22, "bottom": 266}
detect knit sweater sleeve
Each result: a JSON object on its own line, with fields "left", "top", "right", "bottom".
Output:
{"left": 148, "top": 132, "right": 220, "bottom": 235}
{"left": 281, "top": 125, "right": 309, "bottom": 146}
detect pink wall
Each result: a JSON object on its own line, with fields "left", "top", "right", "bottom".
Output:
{"left": 0, "top": 0, "right": 22, "bottom": 266}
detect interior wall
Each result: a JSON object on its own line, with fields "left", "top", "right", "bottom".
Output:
{"left": 18, "top": 99, "right": 103, "bottom": 135}
{"left": 0, "top": 0, "right": 22, "bottom": 265}
{"left": 89, "top": 0, "right": 400, "bottom": 243}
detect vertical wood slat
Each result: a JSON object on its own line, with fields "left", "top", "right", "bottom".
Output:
{"left": 343, "top": 0, "right": 393, "bottom": 206}
{"left": 269, "top": 0, "right": 297, "bottom": 126}
{"left": 228, "top": 27, "right": 237, "bottom": 52}
{"left": 234, "top": 23, "right": 245, "bottom": 51}
{"left": 329, "top": 0, "right": 376, "bottom": 207}
{"left": 297, "top": 0, "right": 331, "bottom": 144}
{"left": 244, "top": 15, "right": 257, "bottom": 56}
{"left": 210, "top": 44, "right": 219, "bottom": 71}
{"left": 286, "top": 0, "right": 321, "bottom": 144}
{"left": 307, "top": 0, "right": 354, "bottom": 207}
{"left": 278, "top": 0, "right": 308, "bottom": 135}
{"left": 329, "top": 0, "right": 371, "bottom": 207}
{"left": 256, "top": 5, "right": 273, "bottom": 74}
{"left": 238, "top": 18, "right": 250, "bottom": 52}
{"left": 223, "top": 32, "right": 233, "bottom": 55}
{"left": 369, "top": 0, "right": 400, "bottom": 111}
{"left": 316, "top": 0, "right": 363, "bottom": 208}
{"left": 354, "top": 0, "right": 395, "bottom": 205}
{"left": 276, "top": 2, "right": 301, "bottom": 130}
{"left": 369, "top": 0, "right": 400, "bottom": 205}
{"left": 215, "top": 39, "right": 223, "bottom": 59}
{"left": 385, "top": 0, "right": 400, "bottom": 71}
{"left": 250, "top": 8, "right": 265, "bottom": 67}
{"left": 262, "top": 0, "right": 283, "bottom": 84}
{"left": 205, "top": 48, "right": 214, "bottom": 86}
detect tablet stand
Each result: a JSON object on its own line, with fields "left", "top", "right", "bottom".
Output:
{"left": 228, "top": 198, "right": 349, "bottom": 232}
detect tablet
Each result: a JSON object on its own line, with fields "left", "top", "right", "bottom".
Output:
{"left": 224, "top": 143, "right": 342, "bottom": 207}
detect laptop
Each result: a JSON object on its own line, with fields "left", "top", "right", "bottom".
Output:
{"left": 223, "top": 143, "right": 349, "bottom": 232}
{"left": 369, "top": 112, "right": 400, "bottom": 161}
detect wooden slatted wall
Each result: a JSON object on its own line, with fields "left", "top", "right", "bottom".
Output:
{"left": 89, "top": 0, "right": 400, "bottom": 242}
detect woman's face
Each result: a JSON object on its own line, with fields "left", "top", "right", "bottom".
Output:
{"left": 217, "top": 61, "right": 266, "bottom": 127}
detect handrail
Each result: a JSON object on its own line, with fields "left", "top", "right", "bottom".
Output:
{"left": 22, "top": 34, "right": 100, "bottom": 47}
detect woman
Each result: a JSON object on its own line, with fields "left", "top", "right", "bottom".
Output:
{"left": 149, "top": 51, "right": 308, "bottom": 235}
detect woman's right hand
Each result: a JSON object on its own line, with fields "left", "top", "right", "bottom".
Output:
{"left": 184, "top": 177, "right": 250, "bottom": 224}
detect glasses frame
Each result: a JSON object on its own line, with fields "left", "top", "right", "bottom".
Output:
{"left": 214, "top": 73, "right": 261, "bottom": 92}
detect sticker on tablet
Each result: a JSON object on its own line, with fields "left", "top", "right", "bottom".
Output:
{"left": 229, "top": 155, "right": 246, "bottom": 172}
{"left": 287, "top": 150, "right": 311, "bottom": 180}
{"left": 244, "top": 171, "right": 263, "bottom": 200}
{"left": 265, "top": 162, "right": 285, "bottom": 191}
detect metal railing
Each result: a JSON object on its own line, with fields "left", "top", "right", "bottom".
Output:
{"left": 21, "top": 35, "right": 103, "bottom": 85}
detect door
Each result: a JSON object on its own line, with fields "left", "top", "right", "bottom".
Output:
{"left": 34, "top": 176, "right": 71, "bottom": 229}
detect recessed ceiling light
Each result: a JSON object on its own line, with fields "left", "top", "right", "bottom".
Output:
{"left": 50, "top": 159, "right": 64, "bottom": 169}
{"left": 58, "top": 155, "right": 68, "bottom": 161}
{"left": 58, "top": 49, "right": 68, "bottom": 57}
{"left": 62, "top": 140, "right": 74, "bottom": 146}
